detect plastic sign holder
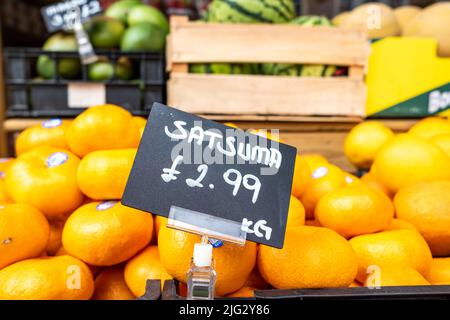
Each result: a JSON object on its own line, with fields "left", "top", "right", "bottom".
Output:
{"left": 65, "top": 7, "right": 98, "bottom": 65}
{"left": 168, "top": 206, "right": 247, "bottom": 246}
{"left": 167, "top": 205, "right": 247, "bottom": 300}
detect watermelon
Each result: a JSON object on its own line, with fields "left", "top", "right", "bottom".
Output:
{"left": 263, "top": 15, "right": 338, "bottom": 77}
{"left": 291, "top": 15, "right": 332, "bottom": 26}
{"left": 206, "top": 0, "right": 295, "bottom": 23}
{"left": 189, "top": 63, "right": 258, "bottom": 75}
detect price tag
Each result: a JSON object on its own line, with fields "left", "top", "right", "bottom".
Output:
{"left": 41, "top": 0, "right": 102, "bottom": 33}
{"left": 122, "top": 103, "right": 297, "bottom": 248}
{"left": 68, "top": 83, "right": 105, "bottom": 108}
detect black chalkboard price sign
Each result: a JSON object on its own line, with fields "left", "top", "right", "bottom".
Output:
{"left": 122, "top": 103, "right": 297, "bottom": 248}
{"left": 41, "top": 0, "right": 102, "bottom": 32}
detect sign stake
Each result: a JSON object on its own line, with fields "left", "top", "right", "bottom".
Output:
{"left": 65, "top": 7, "right": 98, "bottom": 65}
{"left": 167, "top": 205, "right": 247, "bottom": 300}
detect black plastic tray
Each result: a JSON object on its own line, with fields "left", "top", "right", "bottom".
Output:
{"left": 161, "top": 280, "right": 450, "bottom": 300}
{"left": 3, "top": 47, "right": 166, "bottom": 117}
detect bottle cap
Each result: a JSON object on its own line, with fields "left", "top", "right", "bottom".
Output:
{"left": 193, "top": 243, "right": 213, "bottom": 267}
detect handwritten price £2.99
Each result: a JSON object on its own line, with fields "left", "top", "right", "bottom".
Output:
{"left": 161, "top": 155, "right": 261, "bottom": 204}
{"left": 160, "top": 155, "right": 272, "bottom": 241}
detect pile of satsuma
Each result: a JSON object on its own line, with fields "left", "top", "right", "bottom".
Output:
{"left": 0, "top": 105, "right": 450, "bottom": 299}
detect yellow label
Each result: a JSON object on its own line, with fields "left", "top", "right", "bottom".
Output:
{"left": 366, "top": 37, "right": 450, "bottom": 117}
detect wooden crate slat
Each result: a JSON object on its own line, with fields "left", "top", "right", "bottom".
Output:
{"left": 168, "top": 74, "right": 366, "bottom": 117}
{"left": 170, "top": 19, "right": 369, "bottom": 67}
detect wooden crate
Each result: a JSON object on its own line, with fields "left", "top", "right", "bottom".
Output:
{"left": 167, "top": 16, "right": 369, "bottom": 119}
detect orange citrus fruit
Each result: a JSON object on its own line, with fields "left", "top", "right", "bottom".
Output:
{"left": 46, "top": 220, "right": 65, "bottom": 256}
{"left": 372, "top": 134, "right": 450, "bottom": 193}
{"left": 0, "top": 158, "right": 14, "bottom": 171}
{"left": 286, "top": 195, "right": 305, "bottom": 229}
{"left": 343, "top": 172, "right": 362, "bottom": 186}
{"left": 301, "top": 153, "right": 328, "bottom": 171}
{"left": 226, "top": 286, "right": 255, "bottom": 298}
{"left": 382, "top": 218, "right": 417, "bottom": 232}
{"left": 133, "top": 116, "right": 147, "bottom": 139}
{"left": 245, "top": 268, "right": 269, "bottom": 289}
{"left": 344, "top": 121, "right": 394, "bottom": 169}
{"left": 305, "top": 219, "right": 322, "bottom": 227}
{"left": 364, "top": 265, "right": 430, "bottom": 287}
{"left": 394, "top": 180, "right": 450, "bottom": 256}
{"left": 15, "top": 119, "right": 71, "bottom": 156}
{"left": 77, "top": 149, "right": 136, "bottom": 200}
{"left": 5, "top": 146, "right": 84, "bottom": 221}
{"left": 124, "top": 245, "right": 173, "bottom": 297}
{"left": 291, "top": 155, "right": 311, "bottom": 197}
{"left": 0, "top": 203, "right": 50, "bottom": 269}
{"left": 158, "top": 226, "right": 257, "bottom": 296}
{"left": 0, "top": 158, "right": 14, "bottom": 203}
{"left": 360, "top": 171, "right": 392, "bottom": 198}
{"left": 408, "top": 117, "right": 450, "bottom": 139}
{"left": 62, "top": 201, "right": 153, "bottom": 266}
{"left": 315, "top": 185, "right": 394, "bottom": 238}
{"left": 426, "top": 258, "right": 450, "bottom": 285}
{"left": 258, "top": 226, "right": 358, "bottom": 289}
{"left": 349, "top": 229, "right": 433, "bottom": 282}
{"left": 154, "top": 215, "right": 167, "bottom": 238}
{"left": 92, "top": 266, "right": 135, "bottom": 300}
{"left": 300, "top": 164, "right": 347, "bottom": 219}
{"left": 55, "top": 246, "right": 103, "bottom": 277}
{"left": 0, "top": 255, "right": 94, "bottom": 300}
{"left": 430, "top": 133, "right": 450, "bottom": 157}
{"left": 430, "top": 134, "right": 450, "bottom": 157}
{"left": 66, "top": 104, "right": 140, "bottom": 157}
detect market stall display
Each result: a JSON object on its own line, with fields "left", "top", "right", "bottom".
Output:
{"left": 0, "top": 103, "right": 450, "bottom": 300}
{"left": 0, "top": 0, "right": 450, "bottom": 303}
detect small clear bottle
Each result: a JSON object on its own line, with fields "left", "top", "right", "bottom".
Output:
{"left": 186, "top": 237, "right": 216, "bottom": 300}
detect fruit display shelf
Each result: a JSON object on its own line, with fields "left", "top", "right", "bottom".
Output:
{"left": 3, "top": 47, "right": 165, "bottom": 118}
{"left": 166, "top": 16, "right": 369, "bottom": 119}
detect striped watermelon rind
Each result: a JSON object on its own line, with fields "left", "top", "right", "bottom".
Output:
{"left": 263, "top": 15, "right": 338, "bottom": 77}
{"left": 189, "top": 63, "right": 259, "bottom": 75}
{"left": 206, "top": 0, "right": 295, "bottom": 24}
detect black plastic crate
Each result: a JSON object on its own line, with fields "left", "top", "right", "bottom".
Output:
{"left": 161, "top": 279, "right": 450, "bottom": 300}
{"left": 3, "top": 47, "right": 166, "bottom": 117}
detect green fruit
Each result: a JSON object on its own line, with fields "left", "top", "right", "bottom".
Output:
{"left": 105, "top": 0, "right": 142, "bottom": 25}
{"left": 127, "top": 4, "right": 169, "bottom": 35}
{"left": 115, "top": 57, "right": 134, "bottom": 80}
{"left": 120, "top": 23, "right": 165, "bottom": 52}
{"left": 88, "top": 60, "right": 114, "bottom": 81}
{"left": 36, "top": 56, "right": 56, "bottom": 79}
{"left": 262, "top": 64, "right": 336, "bottom": 77}
{"left": 291, "top": 15, "right": 332, "bottom": 26}
{"left": 37, "top": 33, "right": 80, "bottom": 79}
{"left": 189, "top": 63, "right": 256, "bottom": 74}
{"left": 206, "top": 0, "right": 295, "bottom": 23}
{"left": 263, "top": 16, "right": 337, "bottom": 77}
{"left": 85, "top": 16, "right": 125, "bottom": 49}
